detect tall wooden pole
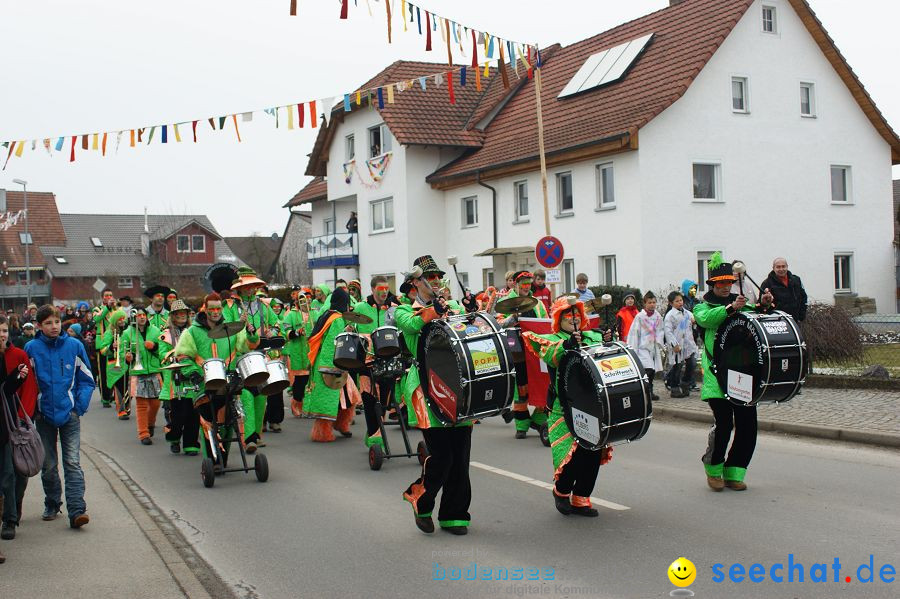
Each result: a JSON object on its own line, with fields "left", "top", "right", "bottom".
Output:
{"left": 534, "top": 66, "right": 557, "bottom": 297}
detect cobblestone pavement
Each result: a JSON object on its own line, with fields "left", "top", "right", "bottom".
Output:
{"left": 658, "top": 386, "right": 900, "bottom": 435}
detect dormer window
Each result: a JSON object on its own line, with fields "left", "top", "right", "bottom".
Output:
{"left": 90, "top": 237, "right": 102, "bottom": 247}
{"left": 54, "top": 256, "right": 68, "bottom": 264}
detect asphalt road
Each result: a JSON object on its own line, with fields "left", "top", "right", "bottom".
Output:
{"left": 82, "top": 395, "right": 900, "bottom": 599}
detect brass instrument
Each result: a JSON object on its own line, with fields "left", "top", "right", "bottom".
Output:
{"left": 114, "top": 328, "right": 121, "bottom": 368}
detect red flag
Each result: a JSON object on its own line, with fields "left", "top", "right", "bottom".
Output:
{"left": 70, "top": 136, "right": 76, "bottom": 162}
{"left": 471, "top": 29, "right": 477, "bottom": 68}
{"left": 447, "top": 71, "right": 455, "bottom": 105}
{"left": 340, "top": 0, "right": 348, "bottom": 19}
{"left": 309, "top": 100, "right": 317, "bottom": 128}
{"left": 298, "top": 103, "right": 305, "bottom": 128}
{"left": 192, "top": 120, "right": 198, "bottom": 142}
{"left": 290, "top": 0, "right": 297, "bottom": 16}
{"left": 425, "top": 12, "right": 431, "bottom": 51}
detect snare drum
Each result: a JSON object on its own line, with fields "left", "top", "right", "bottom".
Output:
{"left": 334, "top": 332, "right": 367, "bottom": 370}
{"left": 417, "top": 312, "right": 516, "bottom": 425}
{"left": 372, "top": 326, "right": 402, "bottom": 358}
{"left": 371, "top": 356, "right": 406, "bottom": 380}
{"left": 236, "top": 351, "right": 269, "bottom": 387}
{"left": 558, "top": 342, "right": 652, "bottom": 450}
{"left": 260, "top": 360, "right": 290, "bottom": 395}
{"left": 202, "top": 358, "right": 227, "bottom": 392}
{"left": 713, "top": 310, "right": 807, "bottom": 406}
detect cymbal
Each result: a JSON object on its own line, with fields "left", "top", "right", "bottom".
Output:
{"left": 558, "top": 293, "right": 580, "bottom": 301}
{"left": 495, "top": 295, "right": 539, "bottom": 314}
{"left": 207, "top": 321, "right": 246, "bottom": 339}
{"left": 583, "top": 298, "right": 606, "bottom": 313}
{"left": 161, "top": 361, "right": 192, "bottom": 371}
{"left": 342, "top": 311, "right": 373, "bottom": 325}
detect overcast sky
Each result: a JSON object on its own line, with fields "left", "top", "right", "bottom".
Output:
{"left": 1, "top": 0, "right": 897, "bottom": 237}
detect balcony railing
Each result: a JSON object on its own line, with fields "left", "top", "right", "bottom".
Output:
{"left": 307, "top": 232, "right": 359, "bottom": 269}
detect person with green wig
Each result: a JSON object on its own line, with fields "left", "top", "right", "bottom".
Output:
{"left": 96, "top": 307, "right": 130, "bottom": 420}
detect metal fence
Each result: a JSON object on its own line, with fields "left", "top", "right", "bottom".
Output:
{"left": 811, "top": 313, "right": 900, "bottom": 377}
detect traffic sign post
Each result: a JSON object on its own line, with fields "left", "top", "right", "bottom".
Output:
{"left": 535, "top": 236, "right": 565, "bottom": 298}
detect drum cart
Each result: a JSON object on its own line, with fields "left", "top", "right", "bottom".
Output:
{"left": 367, "top": 362, "right": 429, "bottom": 471}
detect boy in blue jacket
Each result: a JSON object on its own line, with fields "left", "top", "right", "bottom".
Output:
{"left": 25, "top": 305, "right": 94, "bottom": 528}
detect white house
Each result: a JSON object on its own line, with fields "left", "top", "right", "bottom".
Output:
{"left": 291, "top": 0, "right": 900, "bottom": 311}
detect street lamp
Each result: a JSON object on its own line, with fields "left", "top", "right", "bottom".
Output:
{"left": 11, "top": 178, "right": 29, "bottom": 306}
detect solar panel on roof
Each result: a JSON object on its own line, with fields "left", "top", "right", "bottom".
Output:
{"left": 558, "top": 33, "right": 654, "bottom": 99}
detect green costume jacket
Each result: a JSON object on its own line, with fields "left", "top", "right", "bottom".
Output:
{"left": 304, "top": 312, "right": 348, "bottom": 420}
{"left": 119, "top": 323, "right": 162, "bottom": 375}
{"left": 281, "top": 308, "right": 313, "bottom": 374}
{"left": 147, "top": 307, "right": 169, "bottom": 331}
{"left": 92, "top": 305, "right": 115, "bottom": 349}
{"left": 96, "top": 309, "right": 128, "bottom": 387}
{"left": 351, "top": 297, "right": 398, "bottom": 334}
{"left": 174, "top": 313, "right": 255, "bottom": 373}
{"left": 157, "top": 324, "right": 200, "bottom": 401}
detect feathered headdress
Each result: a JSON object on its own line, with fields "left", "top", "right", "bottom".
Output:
{"left": 706, "top": 251, "right": 735, "bottom": 285}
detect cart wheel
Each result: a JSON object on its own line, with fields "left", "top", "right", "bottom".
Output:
{"left": 254, "top": 453, "right": 269, "bottom": 483}
{"left": 417, "top": 440, "right": 429, "bottom": 466}
{"left": 539, "top": 425, "right": 551, "bottom": 447}
{"left": 369, "top": 444, "right": 384, "bottom": 471}
{"left": 201, "top": 458, "right": 216, "bottom": 488}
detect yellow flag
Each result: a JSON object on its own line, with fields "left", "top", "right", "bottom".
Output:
{"left": 15, "top": 141, "right": 24, "bottom": 157}
{"left": 287, "top": 105, "right": 295, "bottom": 129}
{"left": 92, "top": 133, "right": 99, "bottom": 150}
{"left": 402, "top": 0, "right": 407, "bottom": 31}
{"left": 387, "top": 84, "right": 395, "bottom": 104}
{"left": 173, "top": 123, "right": 182, "bottom": 142}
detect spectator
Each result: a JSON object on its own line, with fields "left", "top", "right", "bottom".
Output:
{"left": 1, "top": 314, "right": 36, "bottom": 545}
{"left": 531, "top": 269, "right": 552, "bottom": 313}
{"left": 664, "top": 291, "right": 698, "bottom": 398}
{"left": 499, "top": 271, "right": 516, "bottom": 298}
{"left": 681, "top": 279, "right": 699, "bottom": 312}
{"left": 572, "top": 273, "right": 595, "bottom": 301}
{"left": 616, "top": 293, "right": 639, "bottom": 341}
{"left": 627, "top": 291, "right": 664, "bottom": 401}
{"left": 6, "top": 315, "right": 22, "bottom": 349}
{"left": 760, "top": 257, "right": 808, "bottom": 321}
{"left": 346, "top": 211, "right": 358, "bottom": 234}
{"left": 22, "top": 304, "right": 37, "bottom": 325}
{"left": 13, "top": 322, "right": 35, "bottom": 350}
{"left": 730, "top": 259, "right": 759, "bottom": 304}
{"left": 25, "top": 305, "right": 94, "bottom": 529}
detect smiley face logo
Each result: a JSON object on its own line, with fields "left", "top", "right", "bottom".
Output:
{"left": 668, "top": 557, "right": 696, "bottom": 587}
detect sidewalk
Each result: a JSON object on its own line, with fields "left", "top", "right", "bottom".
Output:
{"left": 653, "top": 385, "right": 900, "bottom": 448}
{"left": 0, "top": 446, "right": 216, "bottom": 599}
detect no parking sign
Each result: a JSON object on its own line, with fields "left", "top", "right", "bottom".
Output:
{"left": 535, "top": 236, "right": 564, "bottom": 269}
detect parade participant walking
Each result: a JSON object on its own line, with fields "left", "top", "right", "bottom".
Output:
{"left": 282, "top": 293, "right": 314, "bottom": 417}
{"left": 165, "top": 289, "right": 179, "bottom": 310}
{"left": 1, "top": 315, "right": 36, "bottom": 542}
{"left": 627, "top": 292, "right": 664, "bottom": 401}
{"left": 498, "top": 271, "right": 549, "bottom": 440}
{"left": 310, "top": 284, "right": 332, "bottom": 316}
{"left": 616, "top": 293, "right": 639, "bottom": 342}
{"left": 97, "top": 308, "right": 131, "bottom": 419}
{"left": 664, "top": 291, "right": 698, "bottom": 398}
{"left": 174, "top": 293, "right": 257, "bottom": 461}
{"left": 760, "top": 257, "right": 808, "bottom": 322}
{"left": 120, "top": 307, "right": 163, "bottom": 444}
{"left": 144, "top": 285, "right": 171, "bottom": 330}
{"left": 353, "top": 276, "right": 401, "bottom": 449}
{"left": 694, "top": 253, "right": 774, "bottom": 491}
{"left": 396, "top": 255, "right": 477, "bottom": 536}
{"left": 348, "top": 280, "right": 363, "bottom": 303}
{"left": 229, "top": 268, "right": 279, "bottom": 450}
{"left": 305, "top": 288, "right": 358, "bottom": 442}
{"left": 523, "top": 298, "right": 612, "bottom": 517}
{"left": 92, "top": 288, "right": 118, "bottom": 408}
{"left": 158, "top": 300, "right": 200, "bottom": 455}
{"left": 26, "top": 305, "right": 94, "bottom": 529}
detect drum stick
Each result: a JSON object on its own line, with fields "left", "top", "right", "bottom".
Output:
{"left": 732, "top": 261, "right": 762, "bottom": 294}
{"left": 446, "top": 255, "right": 468, "bottom": 297}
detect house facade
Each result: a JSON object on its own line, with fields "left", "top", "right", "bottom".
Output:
{"left": 293, "top": 0, "right": 899, "bottom": 310}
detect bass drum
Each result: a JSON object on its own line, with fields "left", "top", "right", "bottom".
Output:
{"left": 557, "top": 342, "right": 652, "bottom": 450}
{"left": 417, "top": 312, "right": 516, "bottom": 425}
{"left": 713, "top": 310, "right": 807, "bottom": 406}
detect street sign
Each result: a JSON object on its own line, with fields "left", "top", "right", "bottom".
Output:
{"left": 544, "top": 269, "right": 561, "bottom": 284}
{"left": 92, "top": 278, "right": 106, "bottom": 293}
{"left": 535, "top": 236, "right": 564, "bottom": 269}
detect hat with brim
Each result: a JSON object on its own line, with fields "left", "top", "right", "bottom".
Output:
{"left": 144, "top": 284, "right": 171, "bottom": 299}
{"left": 231, "top": 266, "right": 267, "bottom": 290}
{"left": 705, "top": 252, "right": 736, "bottom": 286}
{"left": 412, "top": 255, "right": 446, "bottom": 277}
{"left": 169, "top": 299, "right": 190, "bottom": 313}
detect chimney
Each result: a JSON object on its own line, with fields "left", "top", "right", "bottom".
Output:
{"left": 140, "top": 206, "right": 150, "bottom": 257}
{"left": 0, "top": 189, "right": 6, "bottom": 212}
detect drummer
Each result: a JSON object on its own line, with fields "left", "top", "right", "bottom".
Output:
{"left": 498, "top": 271, "right": 549, "bottom": 441}
{"left": 158, "top": 300, "right": 201, "bottom": 455}
{"left": 396, "top": 255, "right": 478, "bottom": 535}
{"left": 304, "top": 288, "right": 360, "bottom": 442}
{"left": 282, "top": 292, "right": 314, "bottom": 417}
{"left": 173, "top": 292, "right": 258, "bottom": 461}
{"left": 228, "top": 268, "right": 280, "bottom": 451}
{"left": 144, "top": 285, "right": 170, "bottom": 330}
{"left": 352, "top": 276, "right": 402, "bottom": 451}
{"left": 522, "top": 298, "right": 612, "bottom": 517}
{"left": 694, "top": 253, "right": 774, "bottom": 492}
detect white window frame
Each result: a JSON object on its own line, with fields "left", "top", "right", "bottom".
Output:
{"left": 368, "top": 123, "right": 392, "bottom": 158}
{"left": 731, "top": 76, "right": 749, "bottom": 114}
{"left": 19, "top": 232, "right": 32, "bottom": 245}
{"left": 696, "top": 250, "right": 723, "bottom": 292}
{"left": 692, "top": 162, "right": 723, "bottom": 202}
{"left": 762, "top": 5, "right": 777, "bottom": 34}
{"left": 833, "top": 252, "right": 853, "bottom": 293}
{"left": 458, "top": 272, "right": 469, "bottom": 289}
{"left": 556, "top": 171, "right": 574, "bottom": 216}
{"left": 483, "top": 268, "right": 495, "bottom": 288}
{"left": 513, "top": 180, "right": 529, "bottom": 223}
{"left": 191, "top": 234, "right": 206, "bottom": 253}
{"left": 800, "top": 81, "right": 816, "bottom": 118}
{"left": 118, "top": 277, "right": 134, "bottom": 289}
{"left": 176, "top": 234, "right": 190, "bottom": 253}
{"left": 345, "top": 134, "right": 355, "bottom": 161}
{"left": 830, "top": 165, "right": 852, "bottom": 204}
{"left": 323, "top": 218, "right": 335, "bottom": 235}
{"left": 599, "top": 255, "right": 617, "bottom": 286}
{"left": 595, "top": 162, "right": 615, "bottom": 210}
{"left": 370, "top": 197, "right": 394, "bottom": 234}
{"left": 562, "top": 259, "right": 575, "bottom": 292}
{"left": 461, "top": 196, "right": 478, "bottom": 228}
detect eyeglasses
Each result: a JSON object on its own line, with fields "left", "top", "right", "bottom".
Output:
{"left": 375, "top": 285, "right": 390, "bottom": 292}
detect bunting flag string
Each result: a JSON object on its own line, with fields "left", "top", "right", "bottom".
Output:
{"left": 0, "top": 209, "right": 28, "bottom": 232}
{"left": 0, "top": 56, "right": 532, "bottom": 168}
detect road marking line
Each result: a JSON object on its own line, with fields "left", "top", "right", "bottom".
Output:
{"left": 470, "top": 461, "right": 630, "bottom": 511}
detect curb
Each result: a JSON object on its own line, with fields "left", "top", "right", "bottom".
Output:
{"left": 652, "top": 406, "right": 900, "bottom": 449}
{"left": 82, "top": 445, "right": 237, "bottom": 599}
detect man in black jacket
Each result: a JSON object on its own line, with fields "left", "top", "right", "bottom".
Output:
{"left": 760, "top": 258, "right": 808, "bottom": 321}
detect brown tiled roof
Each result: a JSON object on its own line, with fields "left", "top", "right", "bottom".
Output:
{"left": 428, "top": 0, "right": 756, "bottom": 186}
{"left": 0, "top": 191, "right": 66, "bottom": 269}
{"left": 284, "top": 176, "right": 327, "bottom": 208}
{"left": 305, "top": 59, "right": 525, "bottom": 176}
{"left": 429, "top": 0, "right": 900, "bottom": 187}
